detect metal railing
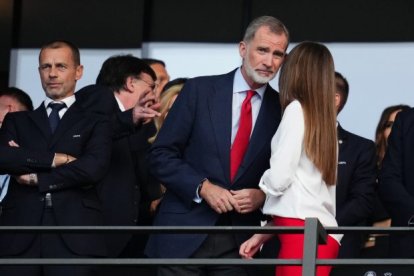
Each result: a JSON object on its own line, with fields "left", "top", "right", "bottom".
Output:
{"left": 1, "top": 218, "right": 413, "bottom": 276}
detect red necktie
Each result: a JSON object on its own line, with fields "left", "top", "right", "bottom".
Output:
{"left": 230, "top": 90, "right": 256, "bottom": 182}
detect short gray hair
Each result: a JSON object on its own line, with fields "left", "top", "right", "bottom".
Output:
{"left": 243, "top": 16, "right": 289, "bottom": 45}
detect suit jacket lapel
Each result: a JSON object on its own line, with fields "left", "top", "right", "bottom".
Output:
{"left": 208, "top": 71, "right": 235, "bottom": 184}
{"left": 50, "top": 103, "right": 84, "bottom": 147}
{"left": 233, "top": 86, "right": 280, "bottom": 183}
{"left": 337, "top": 123, "right": 349, "bottom": 154}
{"left": 29, "top": 104, "right": 52, "bottom": 140}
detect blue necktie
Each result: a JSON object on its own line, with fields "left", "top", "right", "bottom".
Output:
{"left": 0, "top": 174, "right": 10, "bottom": 202}
{"left": 48, "top": 102, "right": 66, "bottom": 133}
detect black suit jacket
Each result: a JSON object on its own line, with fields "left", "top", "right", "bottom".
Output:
{"left": 146, "top": 70, "right": 281, "bottom": 258}
{"left": 336, "top": 124, "right": 376, "bottom": 258}
{"left": 76, "top": 85, "right": 161, "bottom": 257}
{"left": 0, "top": 145, "right": 54, "bottom": 175}
{"left": 379, "top": 108, "right": 414, "bottom": 257}
{"left": 0, "top": 99, "right": 111, "bottom": 257}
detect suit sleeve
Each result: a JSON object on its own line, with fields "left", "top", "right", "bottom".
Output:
{"left": 37, "top": 115, "right": 112, "bottom": 193}
{"left": 0, "top": 113, "right": 54, "bottom": 174}
{"left": 148, "top": 79, "right": 207, "bottom": 207}
{"left": 379, "top": 112, "right": 414, "bottom": 225}
{"left": 75, "top": 84, "right": 138, "bottom": 140}
{"left": 336, "top": 141, "right": 376, "bottom": 226}
{"left": 0, "top": 146, "right": 54, "bottom": 174}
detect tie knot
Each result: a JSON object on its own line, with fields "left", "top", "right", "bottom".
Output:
{"left": 245, "top": 90, "right": 256, "bottom": 101}
{"left": 48, "top": 102, "right": 66, "bottom": 111}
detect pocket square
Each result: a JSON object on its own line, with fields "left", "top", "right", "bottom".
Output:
{"left": 338, "top": 161, "right": 346, "bottom": 165}
{"left": 72, "top": 134, "right": 81, "bottom": 138}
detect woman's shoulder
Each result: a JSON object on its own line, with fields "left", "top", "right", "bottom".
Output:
{"left": 285, "top": 99, "right": 303, "bottom": 114}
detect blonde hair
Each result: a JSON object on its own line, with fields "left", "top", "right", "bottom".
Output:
{"left": 279, "top": 41, "right": 337, "bottom": 185}
{"left": 148, "top": 83, "right": 184, "bottom": 144}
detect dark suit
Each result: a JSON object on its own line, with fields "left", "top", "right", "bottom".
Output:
{"left": 0, "top": 145, "right": 54, "bottom": 175}
{"left": 335, "top": 124, "right": 376, "bottom": 258}
{"left": 0, "top": 97, "right": 111, "bottom": 275}
{"left": 379, "top": 108, "right": 414, "bottom": 257}
{"left": 76, "top": 85, "right": 161, "bottom": 260}
{"left": 145, "top": 70, "right": 281, "bottom": 262}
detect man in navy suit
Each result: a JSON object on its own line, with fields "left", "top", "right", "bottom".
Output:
{"left": 146, "top": 16, "right": 289, "bottom": 276}
{"left": 379, "top": 107, "right": 414, "bottom": 258}
{"left": 0, "top": 40, "right": 112, "bottom": 276}
{"left": 334, "top": 72, "right": 376, "bottom": 258}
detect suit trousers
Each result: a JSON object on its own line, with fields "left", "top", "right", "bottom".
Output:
{"left": 0, "top": 207, "right": 97, "bottom": 276}
{"left": 274, "top": 216, "right": 339, "bottom": 276}
{"left": 158, "top": 214, "right": 248, "bottom": 276}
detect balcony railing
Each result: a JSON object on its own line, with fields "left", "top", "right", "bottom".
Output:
{"left": 1, "top": 218, "right": 413, "bottom": 276}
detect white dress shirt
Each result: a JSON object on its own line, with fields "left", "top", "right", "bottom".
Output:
{"left": 259, "top": 100, "right": 342, "bottom": 243}
{"left": 44, "top": 94, "right": 76, "bottom": 118}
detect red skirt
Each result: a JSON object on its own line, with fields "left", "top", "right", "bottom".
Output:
{"left": 273, "top": 216, "right": 339, "bottom": 276}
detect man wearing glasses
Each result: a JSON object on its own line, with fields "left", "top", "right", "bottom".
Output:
{"left": 78, "top": 54, "right": 161, "bottom": 276}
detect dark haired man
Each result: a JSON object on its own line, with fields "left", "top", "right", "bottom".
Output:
{"left": 81, "top": 54, "right": 161, "bottom": 276}
{"left": 331, "top": 72, "right": 376, "bottom": 275}
{"left": 0, "top": 87, "right": 33, "bottom": 126}
{"left": 143, "top": 58, "right": 170, "bottom": 98}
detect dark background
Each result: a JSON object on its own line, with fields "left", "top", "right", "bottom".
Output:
{"left": 1, "top": 0, "right": 414, "bottom": 88}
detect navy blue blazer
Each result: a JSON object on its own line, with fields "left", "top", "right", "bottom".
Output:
{"left": 145, "top": 69, "right": 281, "bottom": 258}
{"left": 336, "top": 124, "right": 376, "bottom": 258}
{"left": 0, "top": 99, "right": 111, "bottom": 257}
{"left": 379, "top": 108, "right": 414, "bottom": 257}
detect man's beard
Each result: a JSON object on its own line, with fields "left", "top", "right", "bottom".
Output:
{"left": 244, "top": 55, "right": 276, "bottom": 84}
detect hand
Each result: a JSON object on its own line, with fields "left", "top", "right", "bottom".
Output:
{"left": 239, "top": 234, "right": 268, "bottom": 259}
{"left": 149, "top": 198, "right": 162, "bottom": 215}
{"left": 132, "top": 90, "right": 161, "bottom": 124}
{"left": 8, "top": 140, "right": 19, "bottom": 147}
{"left": 53, "top": 153, "right": 77, "bottom": 167}
{"left": 14, "top": 173, "right": 38, "bottom": 186}
{"left": 230, "top": 189, "right": 265, "bottom": 214}
{"left": 199, "top": 180, "right": 241, "bottom": 214}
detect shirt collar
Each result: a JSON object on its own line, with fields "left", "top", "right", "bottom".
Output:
{"left": 44, "top": 94, "right": 76, "bottom": 109}
{"left": 114, "top": 94, "right": 126, "bottom": 111}
{"left": 233, "top": 67, "right": 266, "bottom": 99}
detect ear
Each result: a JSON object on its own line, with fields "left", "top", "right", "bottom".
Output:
{"left": 75, "top": 65, "right": 84, "bottom": 81}
{"left": 9, "top": 104, "right": 18, "bottom": 112}
{"left": 335, "top": 93, "right": 341, "bottom": 112}
{"left": 239, "top": 41, "right": 247, "bottom": 59}
{"left": 124, "top": 76, "right": 135, "bottom": 93}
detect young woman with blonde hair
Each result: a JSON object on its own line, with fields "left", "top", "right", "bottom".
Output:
{"left": 148, "top": 80, "right": 186, "bottom": 144}
{"left": 240, "top": 41, "right": 341, "bottom": 276}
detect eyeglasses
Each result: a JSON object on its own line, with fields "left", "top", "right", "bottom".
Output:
{"left": 134, "top": 77, "right": 158, "bottom": 92}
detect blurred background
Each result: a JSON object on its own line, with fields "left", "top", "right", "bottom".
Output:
{"left": 1, "top": 0, "right": 413, "bottom": 140}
